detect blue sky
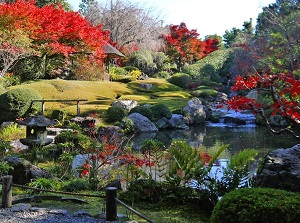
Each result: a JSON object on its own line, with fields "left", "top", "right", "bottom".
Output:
{"left": 67, "top": 0, "right": 276, "bottom": 38}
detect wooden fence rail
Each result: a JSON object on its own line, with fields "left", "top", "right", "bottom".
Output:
{"left": 32, "top": 99, "right": 88, "bottom": 116}
{"left": 0, "top": 176, "right": 155, "bottom": 222}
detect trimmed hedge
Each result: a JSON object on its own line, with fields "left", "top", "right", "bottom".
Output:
{"left": 210, "top": 187, "right": 300, "bottom": 223}
{"left": 129, "top": 106, "right": 154, "bottom": 121}
{"left": 167, "top": 72, "right": 192, "bottom": 89}
{"left": 106, "top": 106, "right": 128, "bottom": 123}
{"left": 150, "top": 104, "right": 172, "bottom": 121}
{"left": 0, "top": 88, "right": 42, "bottom": 122}
{"left": 129, "top": 104, "right": 172, "bottom": 122}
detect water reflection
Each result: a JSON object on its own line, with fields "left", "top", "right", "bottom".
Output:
{"left": 129, "top": 125, "right": 299, "bottom": 158}
{"left": 130, "top": 123, "right": 299, "bottom": 185}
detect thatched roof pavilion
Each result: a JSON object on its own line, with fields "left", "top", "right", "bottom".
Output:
{"left": 102, "top": 44, "right": 125, "bottom": 74}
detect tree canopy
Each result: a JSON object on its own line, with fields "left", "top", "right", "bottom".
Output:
{"left": 163, "top": 22, "right": 219, "bottom": 71}
{"left": 0, "top": 0, "right": 109, "bottom": 77}
{"left": 226, "top": 0, "right": 300, "bottom": 139}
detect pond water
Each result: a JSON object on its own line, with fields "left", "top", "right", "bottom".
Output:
{"left": 129, "top": 122, "right": 299, "bottom": 180}
{"left": 130, "top": 124, "right": 299, "bottom": 157}
{"left": 130, "top": 107, "right": 299, "bottom": 157}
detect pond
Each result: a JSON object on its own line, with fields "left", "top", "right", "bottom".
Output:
{"left": 130, "top": 124, "right": 299, "bottom": 157}
{"left": 129, "top": 122, "right": 299, "bottom": 181}
{"left": 128, "top": 108, "right": 299, "bottom": 176}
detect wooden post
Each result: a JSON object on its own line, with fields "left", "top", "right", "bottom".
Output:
{"left": 77, "top": 99, "right": 80, "bottom": 117}
{"left": 41, "top": 99, "right": 45, "bottom": 115}
{"left": 106, "top": 187, "right": 117, "bottom": 221}
{"left": 2, "top": 175, "right": 13, "bottom": 208}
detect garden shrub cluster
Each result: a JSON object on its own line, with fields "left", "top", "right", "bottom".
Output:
{"left": 126, "top": 50, "right": 170, "bottom": 76}
{"left": 110, "top": 74, "right": 135, "bottom": 83}
{"left": 129, "top": 104, "right": 172, "bottom": 122}
{"left": 62, "top": 178, "right": 91, "bottom": 192}
{"left": 210, "top": 187, "right": 300, "bottom": 223}
{"left": 119, "top": 179, "right": 214, "bottom": 212}
{"left": 106, "top": 106, "right": 128, "bottom": 123}
{"left": 183, "top": 49, "right": 233, "bottom": 84}
{"left": 54, "top": 130, "right": 93, "bottom": 154}
{"left": 0, "top": 88, "right": 42, "bottom": 122}
{"left": 150, "top": 104, "right": 172, "bottom": 121}
{"left": 129, "top": 106, "right": 154, "bottom": 121}
{"left": 51, "top": 109, "right": 67, "bottom": 122}
{"left": 153, "top": 71, "right": 170, "bottom": 79}
{"left": 167, "top": 72, "right": 192, "bottom": 89}
{"left": 109, "top": 66, "right": 142, "bottom": 82}
{"left": 190, "top": 85, "right": 219, "bottom": 99}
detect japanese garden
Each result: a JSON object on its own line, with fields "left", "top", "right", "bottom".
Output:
{"left": 0, "top": 0, "right": 299, "bottom": 222}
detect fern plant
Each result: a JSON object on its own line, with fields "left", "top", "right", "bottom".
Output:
{"left": 141, "top": 139, "right": 167, "bottom": 181}
{"left": 166, "top": 141, "right": 257, "bottom": 206}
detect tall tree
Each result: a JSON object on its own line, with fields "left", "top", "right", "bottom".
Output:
{"left": 223, "top": 28, "right": 242, "bottom": 48}
{"left": 84, "top": 0, "right": 167, "bottom": 52}
{"left": 255, "top": 0, "right": 300, "bottom": 73}
{"left": 163, "top": 22, "right": 218, "bottom": 71}
{"left": 227, "top": 0, "right": 300, "bottom": 139}
{"left": 0, "top": 0, "right": 109, "bottom": 78}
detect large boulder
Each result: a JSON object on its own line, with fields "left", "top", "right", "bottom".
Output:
{"left": 128, "top": 113, "right": 158, "bottom": 132}
{"left": 183, "top": 98, "right": 208, "bottom": 125}
{"left": 5, "top": 156, "right": 51, "bottom": 185}
{"left": 255, "top": 144, "right": 300, "bottom": 192}
{"left": 70, "top": 116, "right": 100, "bottom": 128}
{"left": 168, "top": 114, "right": 189, "bottom": 129}
{"left": 111, "top": 100, "right": 138, "bottom": 111}
{"left": 97, "top": 126, "right": 124, "bottom": 143}
{"left": 72, "top": 154, "right": 90, "bottom": 177}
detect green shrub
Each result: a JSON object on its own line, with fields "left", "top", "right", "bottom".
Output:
{"left": 130, "top": 104, "right": 173, "bottom": 122}
{"left": 150, "top": 104, "right": 172, "bottom": 121}
{"left": 51, "top": 109, "right": 67, "bottom": 122}
{"left": 62, "top": 178, "right": 90, "bottom": 192}
{"left": 0, "top": 123, "right": 25, "bottom": 141}
{"left": 167, "top": 72, "right": 192, "bottom": 89}
{"left": 0, "top": 88, "right": 42, "bottom": 122}
{"left": 120, "top": 179, "right": 165, "bottom": 203}
{"left": 0, "top": 73, "right": 21, "bottom": 88}
{"left": 54, "top": 130, "right": 93, "bottom": 154}
{"left": 152, "top": 52, "right": 169, "bottom": 71}
{"left": 117, "top": 117, "right": 134, "bottom": 133}
{"left": 183, "top": 49, "right": 233, "bottom": 81}
{"left": 129, "top": 106, "right": 154, "bottom": 121}
{"left": 154, "top": 71, "right": 170, "bottom": 79}
{"left": 210, "top": 188, "right": 300, "bottom": 223}
{"left": 12, "top": 56, "right": 45, "bottom": 81}
{"left": 190, "top": 85, "right": 218, "bottom": 99}
{"left": 123, "top": 66, "right": 139, "bottom": 72}
{"left": 106, "top": 106, "right": 128, "bottom": 123}
{"left": 110, "top": 66, "right": 128, "bottom": 76}
{"left": 126, "top": 50, "right": 153, "bottom": 71}
{"left": 128, "top": 70, "right": 142, "bottom": 80}
{"left": 28, "top": 178, "right": 56, "bottom": 194}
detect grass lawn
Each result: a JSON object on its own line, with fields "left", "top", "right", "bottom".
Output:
{"left": 9, "top": 78, "right": 192, "bottom": 121}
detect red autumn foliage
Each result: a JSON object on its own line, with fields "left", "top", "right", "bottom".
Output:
{"left": 227, "top": 71, "right": 300, "bottom": 138}
{"left": 0, "top": 0, "right": 109, "bottom": 60}
{"left": 163, "top": 22, "right": 218, "bottom": 71}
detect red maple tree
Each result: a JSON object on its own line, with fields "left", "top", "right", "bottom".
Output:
{"left": 227, "top": 71, "right": 300, "bottom": 139}
{"left": 0, "top": 0, "right": 109, "bottom": 77}
{"left": 163, "top": 22, "right": 218, "bottom": 71}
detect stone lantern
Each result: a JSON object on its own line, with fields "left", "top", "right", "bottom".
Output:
{"left": 17, "top": 115, "right": 58, "bottom": 147}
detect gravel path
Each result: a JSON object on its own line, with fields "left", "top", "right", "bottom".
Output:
{"left": 0, "top": 204, "right": 127, "bottom": 223}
